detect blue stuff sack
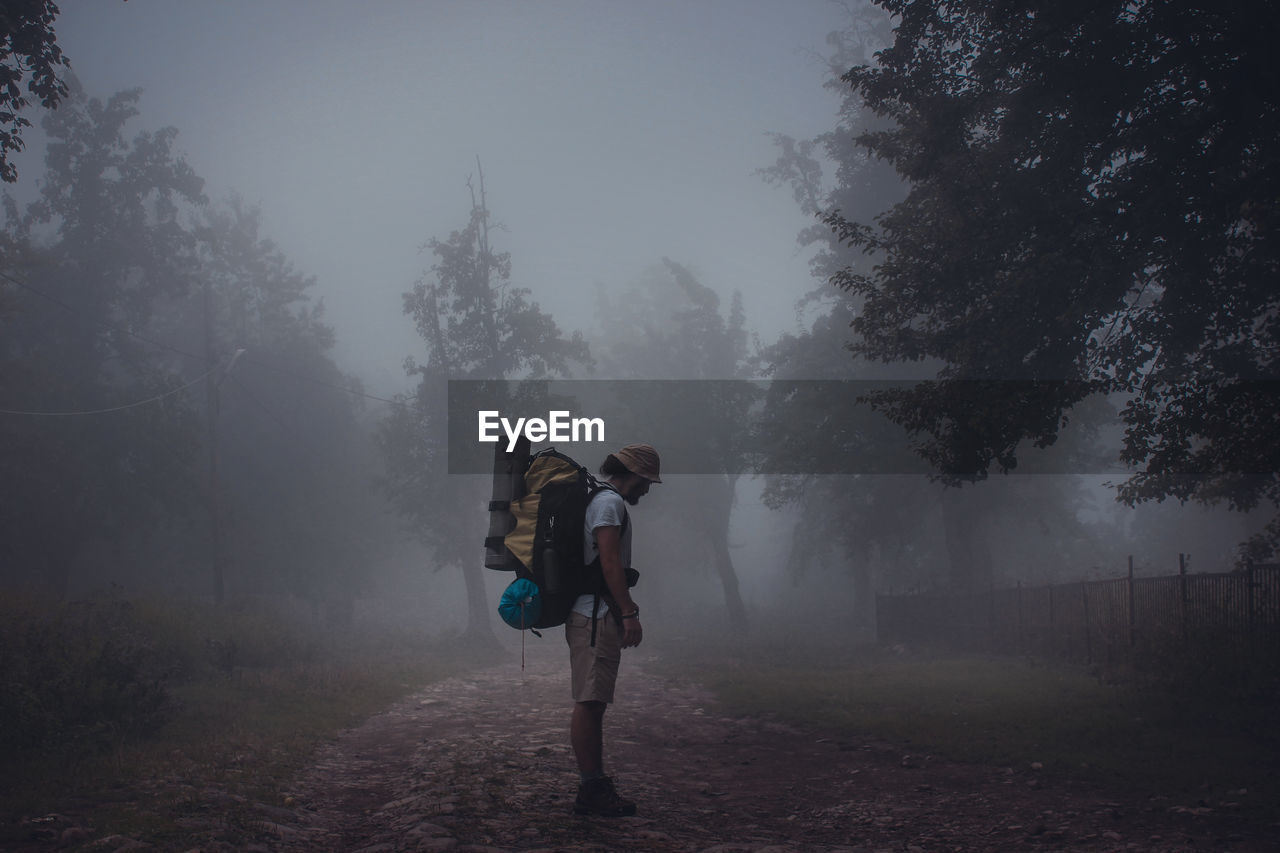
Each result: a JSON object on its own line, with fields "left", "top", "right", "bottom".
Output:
{"left": 498, "top": 577, "right": 542, "bottom": 630}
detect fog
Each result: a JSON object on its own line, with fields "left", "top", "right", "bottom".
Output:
{"left": 32, "top": 0, "right": 849, "bottom": 395}
{"left": 4, "top": 2, "right": 1279, "bottom": 847}
{"left": 1, "top": 0, "right": 1268, "bottom": 645}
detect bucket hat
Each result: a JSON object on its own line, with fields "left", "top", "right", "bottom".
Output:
{"left": 608, "top": 443, "right": 662, "bottom": 483}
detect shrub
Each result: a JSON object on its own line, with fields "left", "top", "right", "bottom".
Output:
{"left": 0, "top": 591, "right": 172, "bottom": 756}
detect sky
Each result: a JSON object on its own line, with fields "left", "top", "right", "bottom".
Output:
{"left": 35, "top": 0, "right": 858, "bottom": 395}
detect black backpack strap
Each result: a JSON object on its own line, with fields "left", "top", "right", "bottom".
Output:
{"left": 587, "top": 482, "right": 630, "bottom": 537}
{"left": 585, "top": 483, "right": 629, "bottom": 648}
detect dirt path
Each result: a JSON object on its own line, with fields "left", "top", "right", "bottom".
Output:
{"left": 257, "top": 647, "right": 1277, "bottom": 853}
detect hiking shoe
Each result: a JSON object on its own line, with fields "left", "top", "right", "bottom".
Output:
{"left": 573, "top": 776, "right": 637, "bottom": 817}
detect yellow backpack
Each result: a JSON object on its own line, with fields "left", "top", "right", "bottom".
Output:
{"left": 486, "top": 445, "right": 623, "bottom": 632}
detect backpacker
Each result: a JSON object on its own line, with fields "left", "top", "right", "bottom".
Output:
{"left": 484, "top": 440, "right": 632, "bottom": 636}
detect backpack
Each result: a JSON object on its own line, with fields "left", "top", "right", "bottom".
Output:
{"left": 485, "top": 441, "right": 631, "bottom": 636}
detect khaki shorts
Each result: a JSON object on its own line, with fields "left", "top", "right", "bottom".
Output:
{"left": 565, "top": 611, "right": 622, "bottom": 704}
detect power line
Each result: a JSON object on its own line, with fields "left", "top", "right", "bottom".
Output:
{"left": 224, "top": 371, "right": 329, "bottom": 461}
{"left": 236, "top": 355, "right": 408, "bottom": 408}
{"left": 220, "top": 373, "right": 395, "bottom": 550}
{"left": 0, "top": 362, "right": 223, "bottom": 417}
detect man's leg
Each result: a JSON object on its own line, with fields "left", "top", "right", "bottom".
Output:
{"left": 570, "top": 697, "right": 634, "bottom": 816}
{"left": 571, "top": 700, "right": 606, "bottom": 776}
{"left": 565, "top": 614, "right": 634, "bottom": 816}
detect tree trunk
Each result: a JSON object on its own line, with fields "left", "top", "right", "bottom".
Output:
{"left": 942, "top": 488, "right": 992, "bottom": 591}
{"left": 710, "top": 533, "right": 750, "bottom": 631}
{"left": 460, "top": 550, "right": 501, "bottom": 650}
{"left": 847, "top": 539, "right": 875, "bottom": 642}
{"left": 702, "top": 476, "right": 749, "bottom": 631}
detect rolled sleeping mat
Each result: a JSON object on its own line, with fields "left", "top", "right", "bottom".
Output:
{"left": 484, "top": 435, "right": 530, "bottom": 570}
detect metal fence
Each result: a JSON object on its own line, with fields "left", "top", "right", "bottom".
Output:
{"left": 876, "top": 560, "right": 1280, "bottom": 671}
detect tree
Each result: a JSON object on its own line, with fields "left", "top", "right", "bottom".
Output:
{"left": 1, "top": 1, "right": 70, "bottom": 182}
{"left": 0, "top": 82, "right": 206, "bottom": 595}
{"left": 591, "top": 259, "right": 755, "bottom": 629}
{"left": 758, "top": 5, "right": 974, "bottom": 605}
{"left": 760, "top": 2, "right": 900, "bottom": 297}
{"left": 2, "top": 79, "right": 385, "bottom": 606}
{"left": 760, "top": 301, "right": 1118, "bottom": 609}
{"left": 758, "top": 300, "right": 925, "bottom": 618}
{"left": 820, "top": 0, "right": 1280, "bottom": 556}
{"left": 756, "top": 6, "right": 1123, "bottom": 602}
{"left": 173, "top": 198, "right": 371, "bottom": 607}
{"left": 380, "top": 164, "right": 590, "bottom": 645}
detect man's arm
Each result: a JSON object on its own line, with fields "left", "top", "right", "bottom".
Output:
{"left": 594, "top": 524, "right": 642, "bottom": 648}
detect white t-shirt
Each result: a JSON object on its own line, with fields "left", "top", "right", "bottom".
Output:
{"left": 572, "top": 486, "right": 631, "bottom": 618}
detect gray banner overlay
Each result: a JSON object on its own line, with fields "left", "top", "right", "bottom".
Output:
{"left": 446, "top": 379, "right": 1278, "bottom": 476}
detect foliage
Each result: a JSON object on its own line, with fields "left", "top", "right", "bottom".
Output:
{"left": 593, "top": 258, "right": 755, "bottom": 463}
{"left": 0, "top": 0, "right": 69, "bottom": 182}
{"left": 0, "top": 592, "right": 466, "bottom": 847}
{"left": 590, "top": 259, "right": 756, "bottom": 627}
{"left": 1, "top": 80, "right": 373, "bottom": 603}
{"left": 756, "top": 5, "right": 955, "bottom": 600}
{"left": 382, "top": 174, "right": 591, "bottom": 544}
{"left": 756, "top": 270, "right": 1115, "bottom": 596}
{"left": 404, "top": 200, "right": 590, "bottom": 384}
{"left": 760, "top": 4, "right": 899, "bottom": 288}
{"left": 379, "top": 166, "right": 590, "bottom": 637}
{"left": 0, "top": 590, "right": 171, "bottom": 757}
{"left": 756, "top": 303, "right": 947, "bottom": 598}
{"left": 821, "top": 0, "right": 1280, "bottom": 554}
{"left": 1132, "top": 624, "right": 1280, "bottom": 701}
{"left": 178, "top": 197, "right": 373, "bottom": 603}
{"left": 0, "top": 82, "right": 206, "bottom": 595}
{"left": 758, "top": 5, "right": 1128, "bottom": 597}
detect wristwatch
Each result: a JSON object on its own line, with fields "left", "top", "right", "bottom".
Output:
{"left": 621, "top": 607, "right": 640, "bottom": 620}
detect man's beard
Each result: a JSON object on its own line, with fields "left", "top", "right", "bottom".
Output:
{"left": 623, "top": 492, "right": 640, "bottom": 506}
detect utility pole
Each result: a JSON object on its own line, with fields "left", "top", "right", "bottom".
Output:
{"left": 203, "top": 280, "right": 224, "bottom": 606}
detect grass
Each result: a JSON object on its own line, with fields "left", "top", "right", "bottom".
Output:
{"left": 0, "top": 592, "right": 478, "bottom": 848}
{"left": 655, "top": 636, "right": 1280, "bottom": 820}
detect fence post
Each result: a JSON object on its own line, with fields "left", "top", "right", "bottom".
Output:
{"left": 1179, "top": 553, "right": 1188, "bottom": 645}
{"left": 1082, "top": 581, "right": 1092, "bottom": 665}
{"left": 1247, "top": 560, "right": 1256, "bottom": 661}
{"left": 1127, "top": 555, "right": 1136, "bottom": 649}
